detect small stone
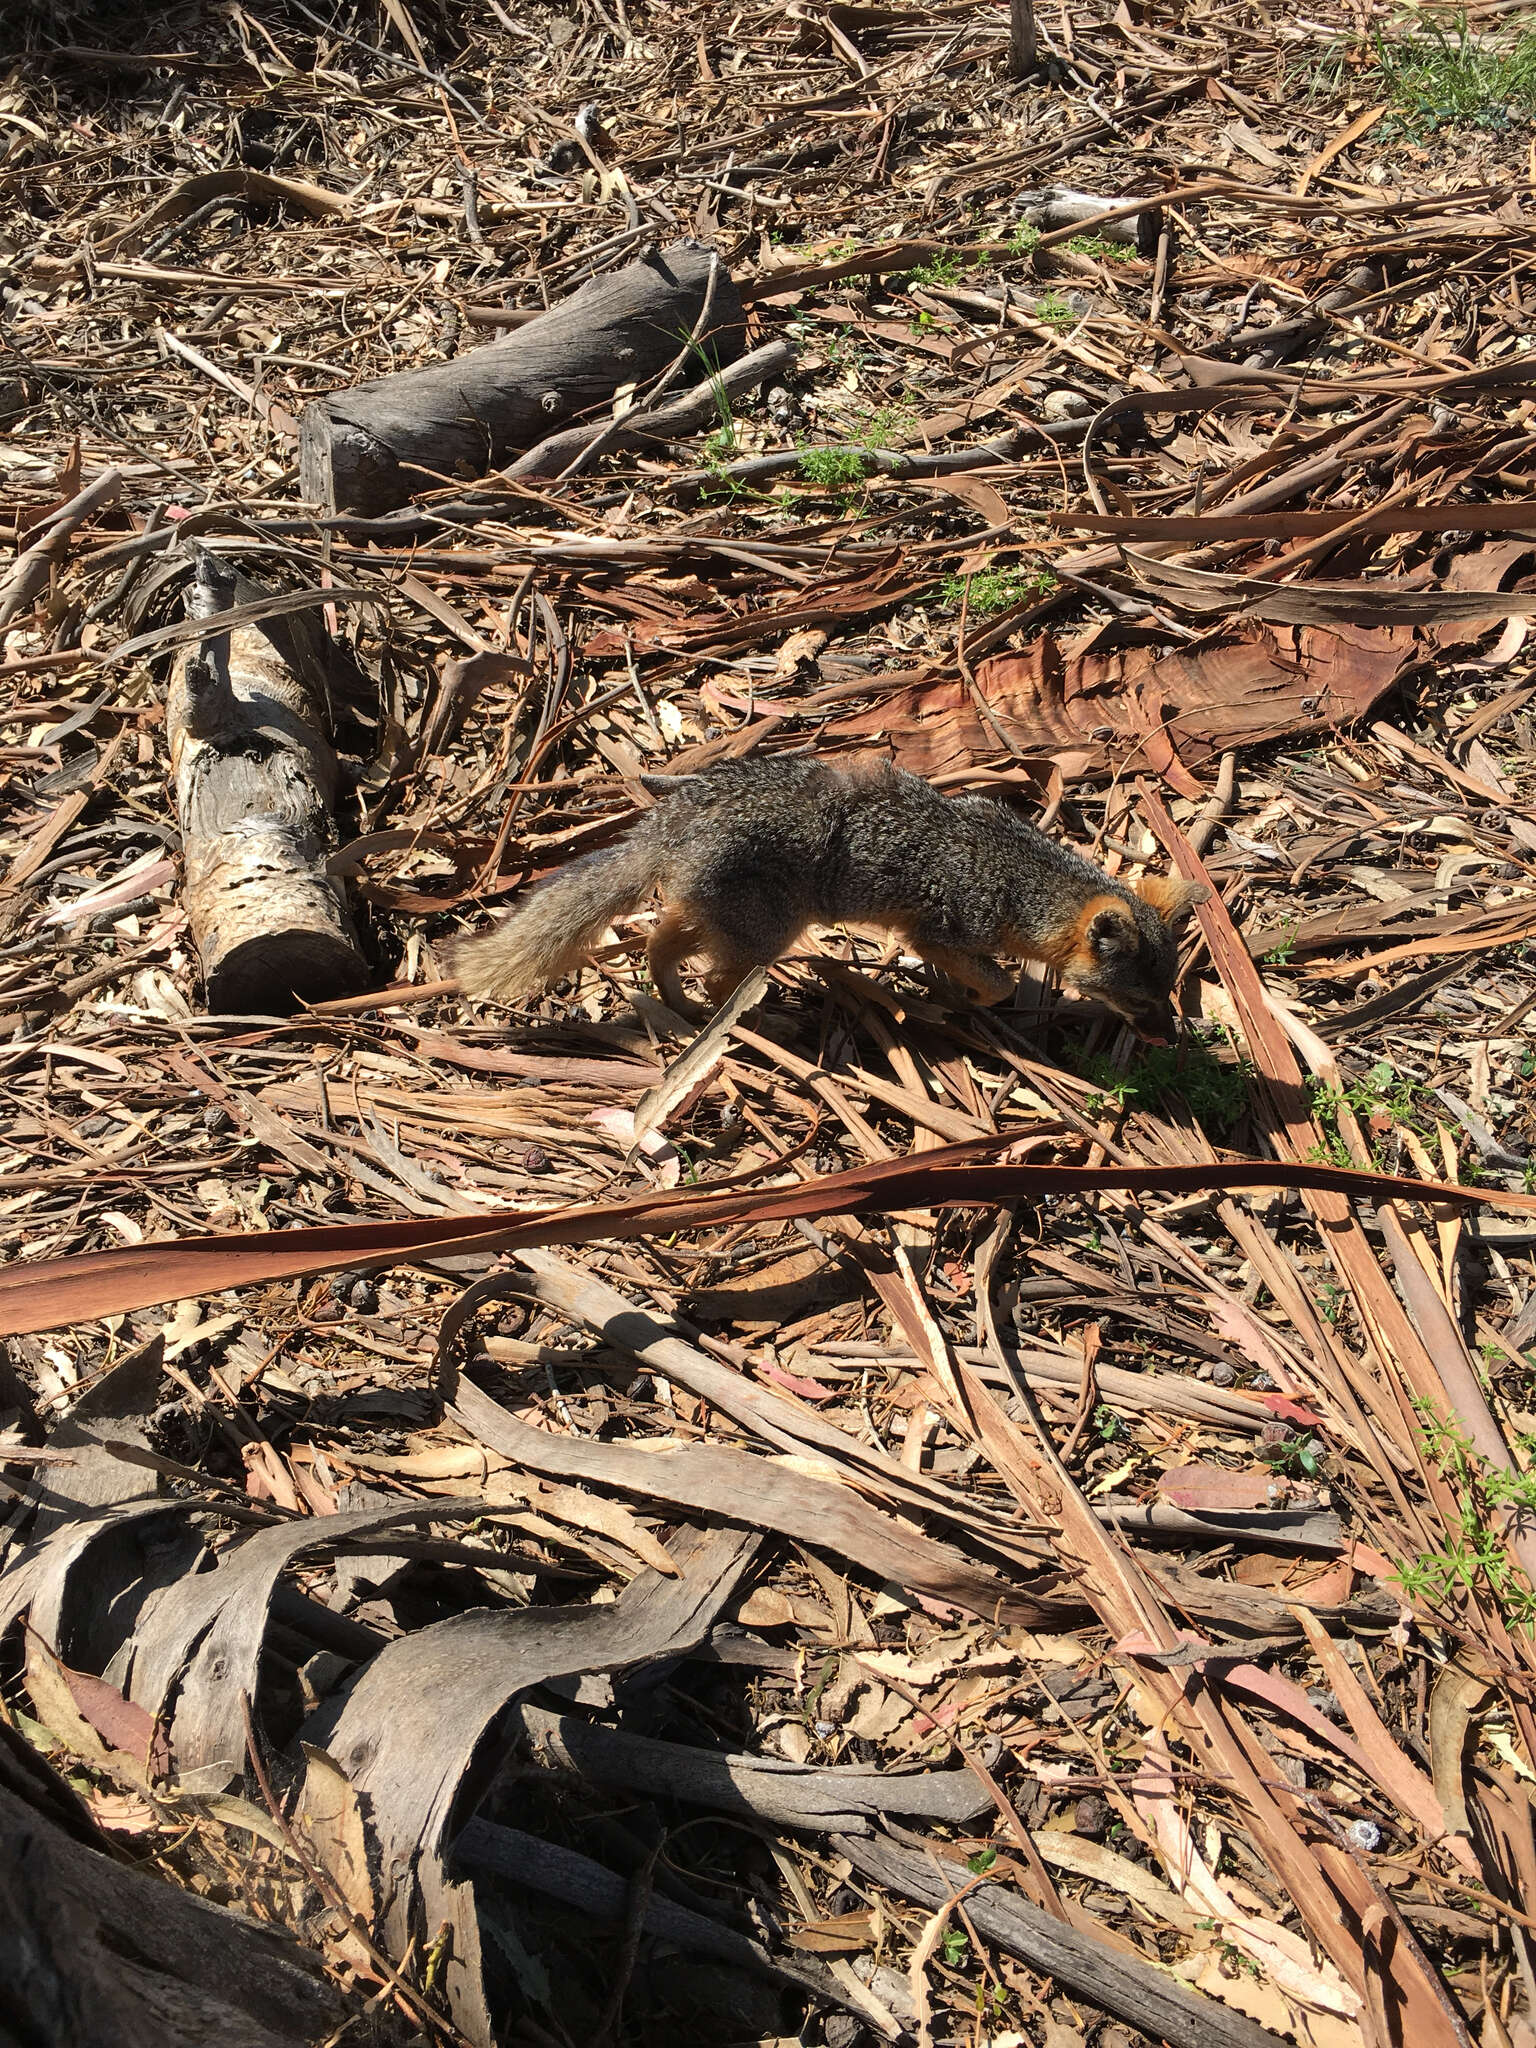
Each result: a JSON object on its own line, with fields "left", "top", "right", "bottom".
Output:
{"left": 202, "top": 1104, "right": 233, "bottom": 1134}
{"left": 521, "top": 1144, "right": 548, "bottom": 1172}
{"left": 1073, "top": 1793, "right": 1109, "bottom": 1838}
{"left": 1040, "top": 388, "right": 1091, "bottom": 421}
{"left": 1346, "top": 1818, "right": 1381, "bottom": 1853}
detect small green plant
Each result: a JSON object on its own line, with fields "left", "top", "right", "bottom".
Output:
{"left": 1304, "top": 1098, "right": 1355, "bottom": 1172}
{"left": 1072, "top": 1033, "right": 1252, "bottom": 1140}
{"left": 1065, "top": 234, "right": 1133, "bottom": 262}
{"left": 703, "top": 423, "right": 737, "bottom": 467}
{"left": 966, "top": 1847, "right": 998, "bottom": 1875}
{"left": 1094, "top": 1403, "right": 1121, "bottom": 1443}
{"left": 1305, "top": 1061, "right": 1435, "bottom": 1170}
{"left": 865, "top": 402, "right": 920, "bottom": 446}
{"left": 1263, "top": 1431, "right": 1323, "bottom": 1479}
{"left": 679, "top": 324, "right": 744, "bottom": 494}
{"left": 820, "top": 328, "right": 869, "bottom": 373}
{"left": 1291, "top": 36, "right": 1352, "bottom": 102}
{"left": 1218, "top": 1942, "right": 1265, "bottom": 1981}
{"left": 1394, "top": 1403, "right": 1536, "bottom": 1633}
{"left": 1033, "top": 291, "right": 1075, "bottom": 329}
{"left": 678, "top": 325, "right": 733, "bottom": 433}
{"left": 911, "top": 249, "right": 963, "bottom": 287}
{"left": 797, "top": 446, "right": 869, "bottom": 492}
{"left": 1318, "top": 1282, "right": 1344, "bottom": 1327}
{"left": 1263, "top": 919, "right": 1299, "bottom": 965}
{"left": 1372, "top": 13, "right": 1536, "bottom": 131}
{"left": 1007, "top": 222, "right": 1042, "bottom": 257}
{"left": 940, "top": 1927, "right": 970, "bottom": 1967}
{"left": 940, "top": 565, "right": 1058, "bottom": 614}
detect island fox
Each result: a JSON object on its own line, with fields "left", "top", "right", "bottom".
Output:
{"left": 452, "top": 756, "right": 1210, "bottom": 1039}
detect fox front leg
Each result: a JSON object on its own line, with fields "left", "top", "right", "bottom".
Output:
{"left": 914, "top": 942, "right": 1015, "bottom": 1006}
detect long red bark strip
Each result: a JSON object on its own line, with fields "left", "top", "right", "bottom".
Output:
{"left": 3, "top": 1142, "right": 1531, "bottom": 1337}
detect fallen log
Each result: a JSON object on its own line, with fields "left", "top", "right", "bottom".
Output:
{"left": 167, "top": 549, "right": 368, "bottom": 1013}
{"left": 0, "top": 1719, "right": 348, "bottom": 2048}
{"left": 298, "top": 240, "right": 745, "bottom": 515}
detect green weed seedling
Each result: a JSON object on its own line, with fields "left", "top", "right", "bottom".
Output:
{"left": 1305, "top": 1060, "right": 1434, "bottom": 1170}
{"left": 1263, "top": 919, "right": 1299, "bottom": 965}
{"left": 797, "top": 446, "right": 869, "bottom": 492}
{"left": 1007, "top": 223, "right": 1042, "bottom": 258}
{"left": 911, "top": 249, "right": 964, "bottom": 287}
{"left": 865, "top": 402, "right": 920, "bottom": 445}
{"left": 1065, "top": 234, "right": 1133, "bottom": 262}
{"left": 1373, "top": 12, "right": 1536, "bottom": 130}
{"left": 1075, "top": 1032, "right": 1252, "bottom": 1139}
{"left": 940, "top": 566, "right": 1058, "bottom": 614}
{"left": 1263, "top": 1431, "right": 1323, "bottom": 1479}
{"left": 1033, "top": 291, "right": 1076, "bottom": 329}
{"left": 1394, "top": 1403, "right": 1536, "bottom": 1635}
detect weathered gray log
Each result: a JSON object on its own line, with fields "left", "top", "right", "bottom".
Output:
{"left": 167, "top": 549, "right": 367, "bottom": 1012}
{"left": 298, "top": 240, "right": 746, "bottom": 515}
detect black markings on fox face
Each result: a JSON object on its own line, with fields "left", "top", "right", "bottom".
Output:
{"left": 1058, "top": 881, "right": 1209, "bottom": 1038}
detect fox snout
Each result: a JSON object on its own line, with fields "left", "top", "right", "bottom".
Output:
{"left": 1056, "top": 876, "right": 1209, "bottom": 1035}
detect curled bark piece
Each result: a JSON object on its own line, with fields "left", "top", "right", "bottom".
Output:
{"left": 167, "top": 549, "right": 368, "bottom": 1013}
{"left": 298, "top": 240, "right": 745, "bottom": 515}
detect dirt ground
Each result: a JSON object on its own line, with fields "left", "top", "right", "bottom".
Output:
{"left": 3, "top": 3, "right": 1536, "bottom": 2045}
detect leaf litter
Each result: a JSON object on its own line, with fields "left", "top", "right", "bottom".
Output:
{"left": 3, "top": 2, "right": 1536, "bottom": 2045}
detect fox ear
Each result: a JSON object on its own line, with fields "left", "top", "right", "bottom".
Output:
{"left": 1136, "top": 875, "right": 1210, "bottom": 928}
{"left": 1084, "top": 903, "right": 1140, "bottom": 960}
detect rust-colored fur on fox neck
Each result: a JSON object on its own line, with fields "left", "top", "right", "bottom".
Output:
{"left": 1028, "top": 892, "right": 1134, "bottom": 975}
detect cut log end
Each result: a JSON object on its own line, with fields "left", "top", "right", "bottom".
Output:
{"left": 206, "top": 929, "right": 368, "bottom": 1013}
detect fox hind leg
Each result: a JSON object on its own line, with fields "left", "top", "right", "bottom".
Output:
{"left": 647, "top": 907, "right": 710, "bottom": 1021}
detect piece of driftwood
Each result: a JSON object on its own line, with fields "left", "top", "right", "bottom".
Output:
{"left": 519, "top": 1701, "right": 994, "bottom": 1833}
{"left": 0, "top": 1719, "right": 346, "bottom": 2048}
{"left": 298, "top": 240, "right": 746, "bottom": 515}
{"left": 167, "top": 549, "right": 367, "bottom": 1013}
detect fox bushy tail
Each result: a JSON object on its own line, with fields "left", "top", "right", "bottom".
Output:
{"left": 452, "top": 831, "right": 665, "bottom": 1002}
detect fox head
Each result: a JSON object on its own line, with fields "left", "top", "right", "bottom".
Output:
{"left": 1054, "top": 876, "right": 1210, "bottom": 1040}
